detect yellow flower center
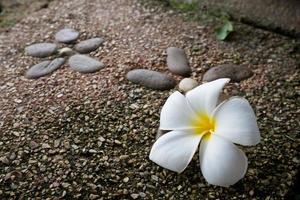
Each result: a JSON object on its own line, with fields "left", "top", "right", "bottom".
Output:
{"left": 191, "top": 113, "right": 216, "bottom": 140}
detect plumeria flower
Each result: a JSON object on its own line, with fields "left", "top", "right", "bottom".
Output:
{"left": 149, "top": 78, "right": 260, "bottom": 187}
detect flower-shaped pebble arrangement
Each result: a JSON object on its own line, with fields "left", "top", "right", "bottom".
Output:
{"left": 149, "top": 78, "right": 260, "bottom": 187}
{"left": 24, "top": 28, "right": 105, "bottom": 79}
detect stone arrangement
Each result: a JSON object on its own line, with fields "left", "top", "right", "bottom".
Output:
{"left": 25, "top": 28, "right": 105, "bottom": 79}
{"left": 126, "top": 47, "right": 194, "bottom": 91}
{"left": 25, "top": 31, "right": 253, "bottom": 90}
{"left": 126, "top": 46, "right": 253, "bottom": 91}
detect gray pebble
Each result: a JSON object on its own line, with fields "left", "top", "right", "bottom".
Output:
{"left": 55, "top": 28, "right": 79, "bottom": 43}
{"left": 68, "top": 54, "right": 104, "bottom": 73}
{"left": 25, "top": 58, "right": 65, "bottom": 79}
{"left": 178, "top": 78, "right": 198, "bottom": 93}
{"left": 203, "top": 64, "right": 254, "bottom": 82}
{"left": 126, "top": 69, "right": 176, "bottom": 90}
{"left": 75, "top": 38, "right": 104, "bottom": 53}
{"left": 167, "top": 47, "right": 191, "bottom": 76}
{"left": 25, "top": 43, "right": 58, "bottom": 58}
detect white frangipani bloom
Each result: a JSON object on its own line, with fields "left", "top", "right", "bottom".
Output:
{"left": 149, "top": 78, "right": 260, "bottom": 187}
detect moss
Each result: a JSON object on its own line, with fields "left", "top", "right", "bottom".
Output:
{"left": 0, "top": 18, "right": 17, "bottom": 28}
{"left": 168, "top": 0, "right": 199, "bottom": 12}
{"left": 0, "top": 0, "right": 51, "bottom": 28}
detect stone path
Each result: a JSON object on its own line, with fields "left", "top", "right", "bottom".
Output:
{"left": 0, "top": 0, "right": 299, "bottom": 199}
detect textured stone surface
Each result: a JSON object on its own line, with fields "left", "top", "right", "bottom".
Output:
{"left": 25, "top": 43, "right": 58, "bottom": 58}
{"left": 68, "top": 54, "right": 104, "bottom": 73}
{"left": 126, "top": 69, "right": 176, "bottom": 90}
{"left": 75, "top": 38, "right": 104, "bottom": 53}
{"left": 169, "top": 0, "right": 300, "bottom": 37}
{"left": 1, "top": 0, "right": 299, "bottom": 199}
{"left": 167, "top": 47, "right": 191, "bottom": 76}
{"left": 178, "top": 78, "right": 198, "bottom": 93}
{"left": 55, "top": 28, "right": 79, "bottom": 43}
{"left": 203, "top": 64, "right": 253, "bottom": 82}
{"left": 25, "top": 58, "right": 65, "bottom": 79}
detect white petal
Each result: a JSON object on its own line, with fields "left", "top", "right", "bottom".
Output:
{"left": 213, "top": 97, "right": 260, "bottom": 146}
{"left": 186, "top": 78, "right": 230, "bottom": 116}
{"left": 199, "top": 134, "right": 248, "bottom": 187}
{"left": 160, "top": 91, "right": 197, "bottom": 130}
{"left": 149, "top": 130, "right": 201, "bottom": 173}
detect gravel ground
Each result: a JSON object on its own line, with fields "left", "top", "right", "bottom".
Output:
{"left": 0, "top": 0, "right": 299, "bottom": 199}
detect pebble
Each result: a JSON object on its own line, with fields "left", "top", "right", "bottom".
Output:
{"left": 292, "top": 157, "right": 300, "bottom": 164}
{"left": 55, "top": 28, "right": 79, "bottom": 43}
{"left": 151, "top": 175, "right": 159, "bottom": 181}
{"left": 249, "top": 190, "right": 254, "bottom": 196}
{"left": 166, "top": 47, "right": 191, "bottom": 76}
{"left": 75, "top": 38, "right": 104, "bottom": 53}
{"left": 89, "top": 194, "right": 99, "bottom": 200}
{"left": 0, "top": 156, "right": 9, "bottom": 164}
{"left": 58, "top": 47, "right": 76, "bottom": 57}
{"left": 131, "top": 194, "right": 139, "bottom": 199}
{"left": 68, "top": 54, "right": 104, "bottom": 73}
{"left": 178, "top": 78, "right": 198, "bottom": 93}
{"left": 123, "top": 177, "right": 129, "bottom": 183}
{"left": 126, "top": 69, "right": 176, "bottom": 90}
{"left": 42, "top": 143, "right": 51, "bottom": 149}
{"left": 29, "top": 141, "right": 39, "bottom": 149}
{"left": 25, "top": 43, "right": 58, "bottom": 58}
{"left": 203, "top": 64, "right": 254, "bottom": 82}
{"left": 139, "top": 192, "right": 146, "bottom": 198}
{"left": 25, "top": 58, "right": 65, "bottom": 79}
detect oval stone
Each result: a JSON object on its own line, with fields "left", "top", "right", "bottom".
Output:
{"left": 25, "top": 58, "right": 65, "bottom": 79}
{"left": 178, "top": 78, "right": 198, "bottom": 93}
{"left": 75, "top": 38, "right": 104, "bottom": 53}
{"left": 55, "top": 28, "right": 79, "bottom": 43}
{"left": 25, "top": 43, "right": 58, "bottom": 58}
{"left": 167, "top": 47, "right": 191, "bottom": 76}
{"left": 68, "top": 54, "right": 104, "bottom": 73}
{"left": 126, "top": 69, "right": 176, "bottom": 90}
{"left": 203, "top": 64, "right": 254, "bottom": 82}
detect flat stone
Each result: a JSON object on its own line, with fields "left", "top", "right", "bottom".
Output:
{"left": 126, "top": 69, "right": 176, "bottom": 90}
{"left": 203, "top": 64, "right": 254, "bottom": 82}
{"left": 167, "top": 47, "right": 191, "bottom": 76}
{"left": 25, "top": 43, "right": 58, "bottom": 58}
{"left": 178, "top": 78, "right": 198, "bottom": 93}
{"left": 68, "top": 54, "right": 104, "bottom": 73}
{"left": 55, "top": 28, "right": 79, "bottom": 43}
{"left": 75, "top": 38, "right": 104, "bottom": 53}
{"left": 25, "top": 58, "right": 65, "bottom": 79}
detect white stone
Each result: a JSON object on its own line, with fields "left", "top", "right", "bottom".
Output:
{"left": 178, "top": 78, "right": 198, "bottom": 93}
{"left": 58, "top": 47, "right": 76, "bottom": 56}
